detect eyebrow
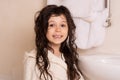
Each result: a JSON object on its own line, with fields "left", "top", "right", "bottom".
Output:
{"left": 48, "top": 20, "right": 67, "bottom": 23}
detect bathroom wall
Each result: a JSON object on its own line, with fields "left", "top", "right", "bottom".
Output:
{"left": 0, "top": 0, "right": 120, "bottom": 80}
{"left": 98, "top": 0, "right": 120, "bottom": 53}
{"left": 0, "top": 0, "right": 46, "bottom": 80}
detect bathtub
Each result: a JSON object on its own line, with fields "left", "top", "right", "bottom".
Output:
{"left": 78, "top": 52, "right": 120, "bottom": 80}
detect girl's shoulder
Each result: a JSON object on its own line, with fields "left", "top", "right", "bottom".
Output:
{"left": 24, "top": 49, "right": 39, "bottom": 80}
{"left": 24, "top": 49, "right": 36, "bottom": 59}
{"left": 24, "top": 49, "right": 37, "bottom": 65}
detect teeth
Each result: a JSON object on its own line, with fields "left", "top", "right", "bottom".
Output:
{"left": 53, "top": 35, "right": 62, "bottom": 38}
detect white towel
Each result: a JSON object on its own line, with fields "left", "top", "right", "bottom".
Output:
{"left": 75, "top": 8, "right": 108, "bottom": 49}
{"left": 47, "top": 0, "right": 62, "bottom": 6}
{"left": 87, "top": 8, "right": 109, "bottom": 48}
{"left": 47, "top": 0, "right": 92, "bottom": 17}
{"left": 91, "top": 0, "right": 105, "bottom": 11}
{"left": 74, "top": 18, "right": 90, "bottom": 49}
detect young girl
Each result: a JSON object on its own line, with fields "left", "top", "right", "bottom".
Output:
{"left": 24, "top": 5, "right": 84, "bottom": 80}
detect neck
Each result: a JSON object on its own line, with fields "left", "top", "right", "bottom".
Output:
{"left": 49, "top": 44, "right": 61, "bottom": 57}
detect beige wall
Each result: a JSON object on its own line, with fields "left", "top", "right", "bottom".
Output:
{"left": 99, "top": 0, "right": 120, "bottom": 53}
{"left": 0, "top": 0, "right": 120, "bottom": 80}
{"left": 0, "top": 0, "right": 46, "bottom": 80}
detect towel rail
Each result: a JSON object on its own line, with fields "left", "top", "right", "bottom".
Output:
{"left": 105, "top": 0, "right": 111, "bottom": 27}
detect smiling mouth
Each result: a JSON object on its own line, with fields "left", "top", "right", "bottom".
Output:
{"left": 52, "top": 35, "right": 63, "bottom": 39}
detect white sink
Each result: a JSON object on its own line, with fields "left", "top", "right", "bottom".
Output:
{"left": 78, "top": 53, "right": 120, "bottom": 80}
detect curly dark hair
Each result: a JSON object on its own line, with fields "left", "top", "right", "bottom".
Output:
{"left": 34, "top": 5, "right": 81, "bottom": 80}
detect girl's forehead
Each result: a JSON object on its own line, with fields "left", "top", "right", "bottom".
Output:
{"left": 49, "top": 14, "right": 67, "bottom": 21}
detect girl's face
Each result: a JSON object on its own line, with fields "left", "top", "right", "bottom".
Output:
{"left": 46, "top": 14, "right": 68, "bottom": 46}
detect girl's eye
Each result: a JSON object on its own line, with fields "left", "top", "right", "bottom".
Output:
{"left": 61, "top": 24, "right": 66, "bottom": 27}
{"left": 49, "top": 24, "right": 54, "bottom": 27}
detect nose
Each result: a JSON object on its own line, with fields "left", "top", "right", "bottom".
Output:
{"left": 55, "top": 26, "right": 61, "bottom": 32}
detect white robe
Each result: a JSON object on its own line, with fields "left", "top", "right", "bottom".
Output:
{"left": 24, "top": 50, "right": 84, "bottom": 80}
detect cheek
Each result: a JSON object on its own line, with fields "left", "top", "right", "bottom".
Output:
{"left": 46, "top": 32, "right": 50, "bottom": 41}
{"left": 46, "top": 29, "right": 53, "bottom": 38}
{"left": 64, "top": 28, "right": 68, "bottom": 36}
{"left": 62, "top": 30, "right": 68, "bottom": 40}
{"left": 47, "top": 29, "right": 54, "bottom": 35}
{"left": 46, "top": 31, "right": 51, "bottom": 38}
